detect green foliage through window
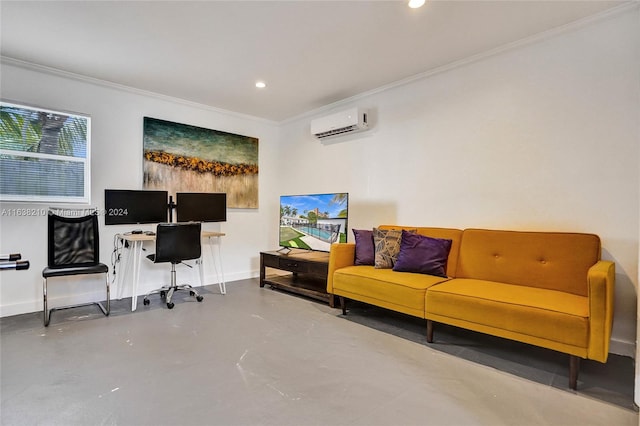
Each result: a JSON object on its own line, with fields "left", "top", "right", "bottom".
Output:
{"left": 0, "top": 102, "right": 91, "bottom": 203}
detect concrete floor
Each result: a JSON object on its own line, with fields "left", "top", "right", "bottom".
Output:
{"left": 1, "top": 278, "right": 637, "bottom": 426}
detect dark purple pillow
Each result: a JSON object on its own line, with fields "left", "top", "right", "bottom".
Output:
{"left": 392, "top": 230, "right": 452, "bottom": 277}
{"left": 353, "top": 229, "right": 375, "bottom": 266}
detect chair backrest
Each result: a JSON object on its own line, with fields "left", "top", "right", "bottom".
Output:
{"left": 48, "top": 211, "right": 100, "bottom": 268}
{"left": 154, "top": 222, "right": 202, "bottom": 264}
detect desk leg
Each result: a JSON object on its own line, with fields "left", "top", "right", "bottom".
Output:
{"left": 117, "top": 242, "right": 133, "bottom": 301}
{"left": 207, "top": 236, "right": 226, "bottom": 294}
{"left": 130, "top": 240, "right": 143, "bottom": 311}
{"left": 198, "top": 257, "right": 205, "bottom": 288}
{"left": 217, "top": 239, "right": 226, "bottom": 294}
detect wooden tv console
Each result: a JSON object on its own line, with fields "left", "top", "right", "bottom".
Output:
{"left": 260, "top": 250, "right": 334, "bottom": 307}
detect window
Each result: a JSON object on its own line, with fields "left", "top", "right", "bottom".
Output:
{"left": 0, "top": 101, "right": 91, "bottom": 203}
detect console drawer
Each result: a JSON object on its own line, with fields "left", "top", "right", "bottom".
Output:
{"left": 261, "top": 253, "right": 280, "bottom": 269}
{"left": 278, "top": 258, "right": 308, "bottom": 273}
{"left": 306, "top": 261, "right": 328, "bottom": 276}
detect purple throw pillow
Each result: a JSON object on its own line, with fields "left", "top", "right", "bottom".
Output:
{"left": 353, "top": 229, "right": 375, "bottom": 266}
{"left": 392, "top": 230, "right": 452, "bottom": 277}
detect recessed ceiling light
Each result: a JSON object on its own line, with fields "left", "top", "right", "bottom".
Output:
{"left": 408, "top": 0, "right": 425, "bottom": 8}
{"left": 255, "top": 81, "right": 266, "bottom": 89}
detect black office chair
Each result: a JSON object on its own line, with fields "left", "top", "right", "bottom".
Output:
{"left": 142, "top": 222, "right": 204, "bottom": 309}
{"left": 42, "top": 210, "right": 110, "bottom": 326}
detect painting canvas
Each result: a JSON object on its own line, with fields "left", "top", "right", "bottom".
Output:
{"left": 143, "top": 117, "right": 258, "bottom": 208}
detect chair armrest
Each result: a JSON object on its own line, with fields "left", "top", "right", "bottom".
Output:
{"left": 587, "top": 260, "right": 615, "bottom": 362}
{"left": 327, "top": 243, "right": 356, "bottom": 293}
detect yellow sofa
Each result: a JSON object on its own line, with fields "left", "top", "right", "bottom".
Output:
{"left": 327, "top": 226, "right": 615, "bottom": 389}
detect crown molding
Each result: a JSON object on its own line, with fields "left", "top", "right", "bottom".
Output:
{"left": 0, "top": 56, "right": 278, "bottom": 126}
{"left": 2, "top": 1, "right": 637, "bottom": 126}
{"left": 281, "top": 1, "right": 639, "bottom": 126}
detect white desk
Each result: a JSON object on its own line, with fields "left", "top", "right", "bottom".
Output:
{"left": 116, "top": 231, "right": 225, "bottom": 311}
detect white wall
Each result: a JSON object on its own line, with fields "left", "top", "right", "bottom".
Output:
{"left": 0, "top": 61, "right": 280, "bottom": 316}
{"left": 275, "top": 8, "right": 640, "bottom": 356}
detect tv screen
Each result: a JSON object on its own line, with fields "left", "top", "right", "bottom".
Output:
{"left": 279, "top": 192, "right": 348, "bottom": 252}
{"left": 104, "top": 189, "right": 168, "bottom": 225}
{"left": 176, "top": 192, "right": 227, "bottom": 223}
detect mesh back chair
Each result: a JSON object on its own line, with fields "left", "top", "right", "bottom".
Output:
{"left": 142, "top": 222, "right": 204, "bottom": 309}
{"left": 42, "top": 210, "right": 110, "bottom": 326}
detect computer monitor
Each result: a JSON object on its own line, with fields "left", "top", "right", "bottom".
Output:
{"left": 104, "top": 189, "right": 168, "bottom": 225}
{"left": 176, "top": 192, "right": 227, "bottom": 223}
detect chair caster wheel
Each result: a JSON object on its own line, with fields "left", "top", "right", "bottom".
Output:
{"left": 190, "top": 291, "right": 195, "bottom": 296}
{"left": 167, "top": 302, "right": 175, "bottom": 309}
{"left": 196, "top": 295, "right": 204, "bottom": 302}
{"left": 143, "top": 298, "right": 150, "bottom": 306}
{"left": 160, "top": 291, "right": 166, "bottom": 299}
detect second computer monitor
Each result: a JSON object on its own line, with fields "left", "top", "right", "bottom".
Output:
{"left": 176, "top": 192, "right": 227, "bottom": 223}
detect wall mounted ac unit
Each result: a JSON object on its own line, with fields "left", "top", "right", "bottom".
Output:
{"left": 311, "top": 107, "right": 369, "bottom": 140}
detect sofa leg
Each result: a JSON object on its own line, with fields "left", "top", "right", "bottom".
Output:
{"left": 340, "top": 297, "right": 346, "bottom": 315}
{"left": 569, "top": 355, "right": 580, "bottom": 390}
{"left": 426, "top": 320, "right": 434, "bottom": 343}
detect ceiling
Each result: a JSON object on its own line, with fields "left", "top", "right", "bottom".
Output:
{"left": 0, "top": 1, "right": 628, "bottom": 122}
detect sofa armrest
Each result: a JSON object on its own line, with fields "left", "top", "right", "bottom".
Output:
{"left": 327, "top": 243, "right": 356, "bottom": 294}
{"left": 587, "top": 260, "right": 615, "bottom": 362}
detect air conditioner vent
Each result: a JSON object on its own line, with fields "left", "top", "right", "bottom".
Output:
{"left": 311, "top": 108, "right": 369, "bottom": 140}
{"left": 315, "top": 124, "right": 360, "bottom": 139}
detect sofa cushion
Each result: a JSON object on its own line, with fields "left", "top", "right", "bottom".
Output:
{"left": 373, "top": 228, "right": 404, "bottom": 269}
{"left": 352, "top": 229, "right": 375, "bottom": 266}
{"left": 426, "top": 278, "right": 589, "bottom": 348}
{"left": 455, "top": 229, "right": 601, "bottom": 296}
{"left": 393, "top": 230, "right": 452, "bottom": 277}
{"left": 333, "top": 265, "right": 450, "bottom": 318}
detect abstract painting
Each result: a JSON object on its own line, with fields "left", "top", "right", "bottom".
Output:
{"left": 143, "top": 117, "right": 258, "bottom": 208}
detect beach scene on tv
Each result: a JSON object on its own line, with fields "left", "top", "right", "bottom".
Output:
{"left": 279, "top": 193, "right": 348, "bottom": 251}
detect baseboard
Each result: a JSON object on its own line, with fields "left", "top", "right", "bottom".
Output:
{"left": 0, "top": 289, "right": 105, "bottom": 319}
{"left": 0, "top": 273, "right": 261, "bottom": 318}
{"left": 0, "top": 300, "right": 40, "bottom": 318}
{"left": 609, "top": 338, "right": 636, "bottom": 358}
{"left": 7, "top": 274, "right": 634, "bottom": 361}
{"left": 203, "top": 270, "right": 257, "bottom": 285}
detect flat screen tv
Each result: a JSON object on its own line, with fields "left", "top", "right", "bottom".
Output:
{"left": 279, "top": 192, "right": 348, "bottom": 252}
{"left": 104, "top": 189, "right": 168, "bottom": 225}
{"left": 176, "top": 192, "right": 227, "bottom": 222}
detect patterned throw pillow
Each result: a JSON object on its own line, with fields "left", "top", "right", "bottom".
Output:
{"left": 373, "top": 228, "right": 404, "bottom": 269}
{"left": 352, "top": 229, "right": 375, "bottom": 266}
